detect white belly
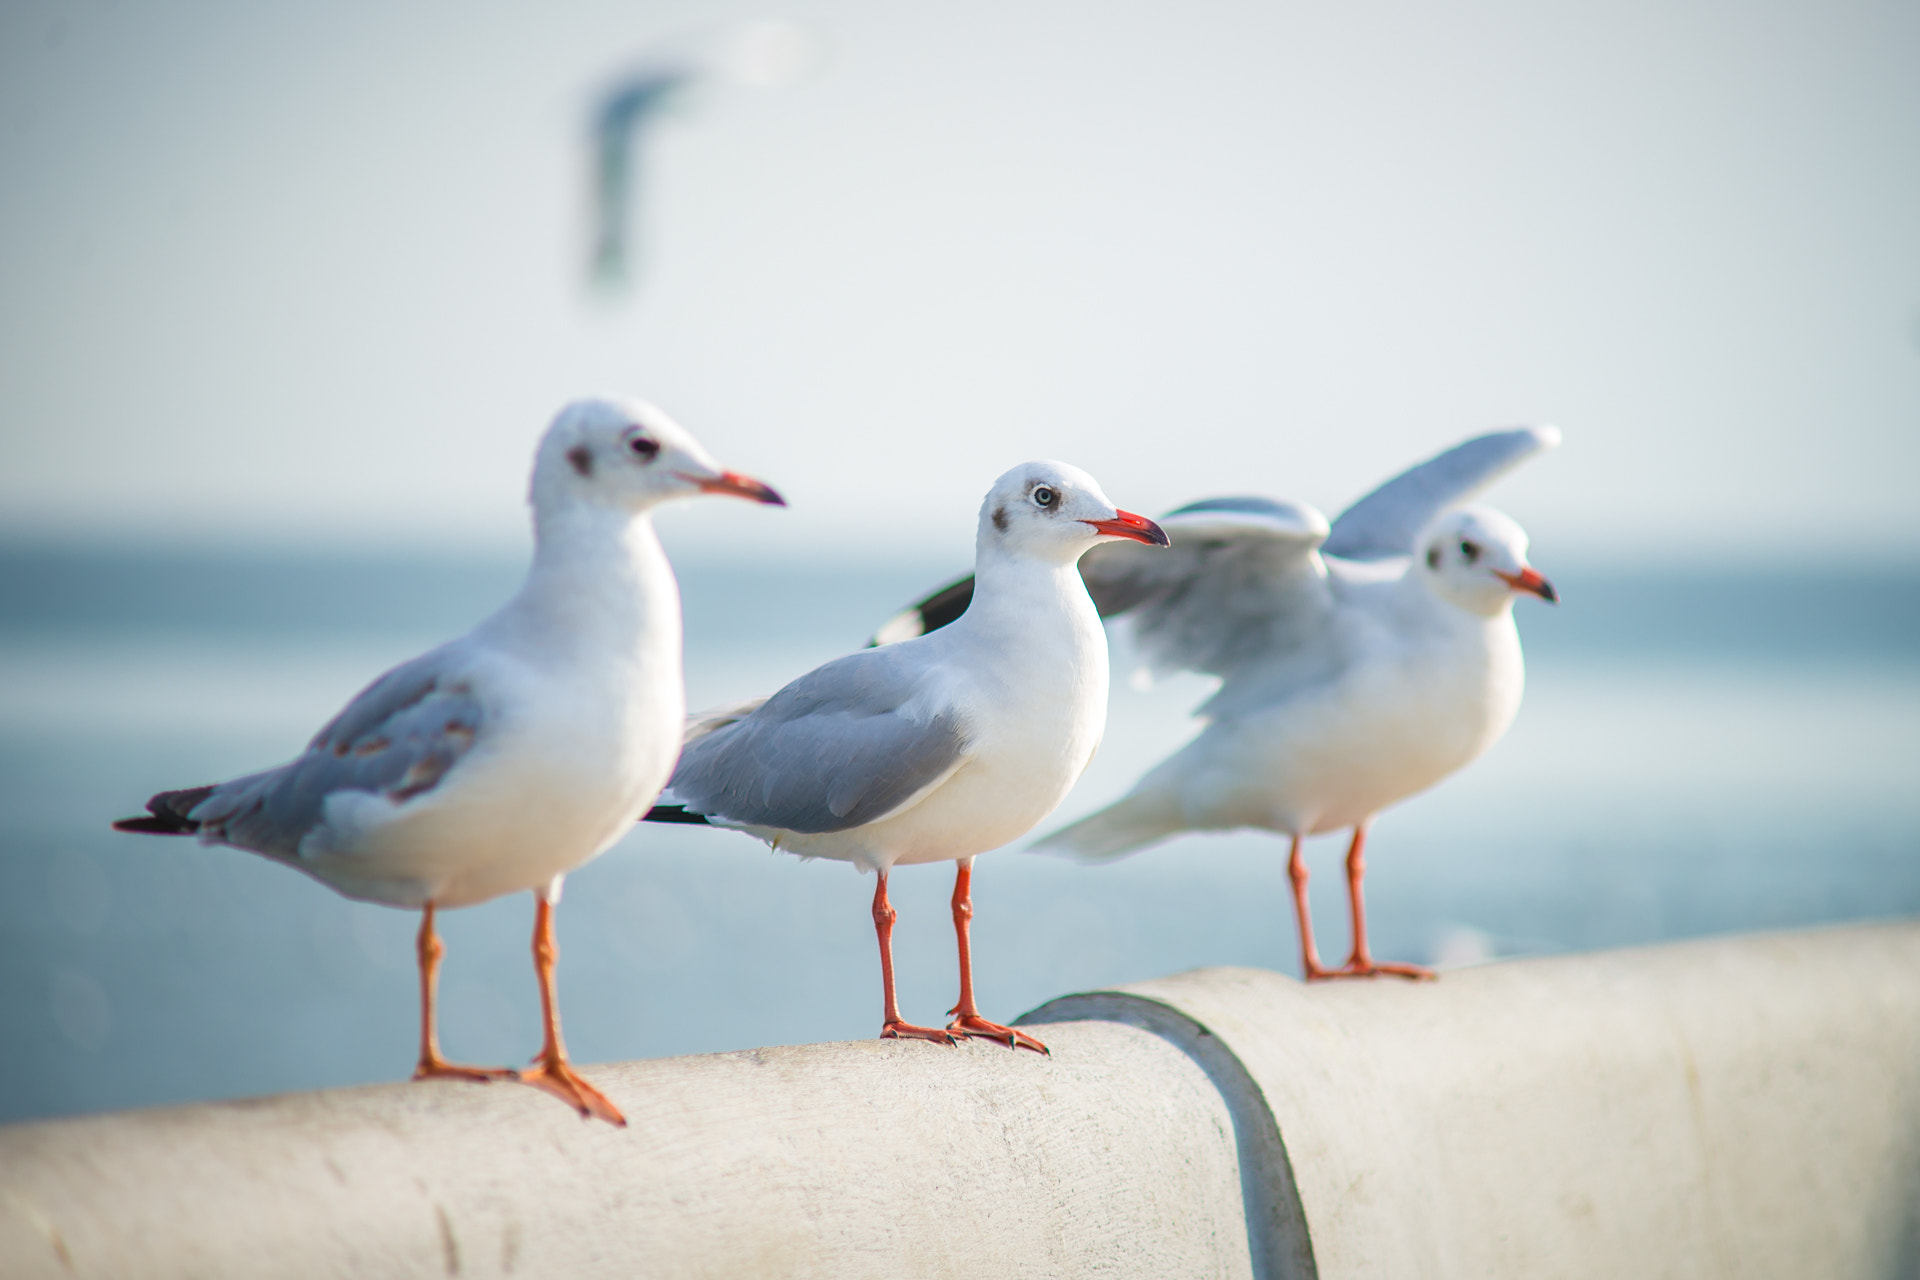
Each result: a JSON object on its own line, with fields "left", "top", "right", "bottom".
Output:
{"left": 1177, "top": 621, "right": 1523, "bottom": 837}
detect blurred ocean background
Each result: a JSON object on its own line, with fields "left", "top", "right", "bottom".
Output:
{"left": 2, "top": 541, "right": 1916, "bottom": 1123}
{"left": 4, "top": 0, "right": 1917, "bottom": 1126}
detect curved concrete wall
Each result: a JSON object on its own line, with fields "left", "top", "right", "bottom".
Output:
{"left": 3, "top": 921, "right": 1918, "bottom": 1278}
{"left": 1030, "top": 921, "right": 1920, "bottom": 1279}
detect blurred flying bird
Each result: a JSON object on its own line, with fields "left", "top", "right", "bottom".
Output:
{"left": 645, "top": 462, "right": 1168, "bottom": 1051}
{"left": 589, "top": 21, "right": 821, "bottom": 290}
{"left": 873, "top": 427, "right": 1560, "bottom": 981}
{"left": 114, "top": 398, "right": 784, "bottom": 1124}
{"left": 590, "top": 68, "right": 695, "bottom": 288}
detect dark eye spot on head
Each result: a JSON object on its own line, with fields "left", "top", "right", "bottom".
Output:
{"left": 1426, "top": 546, "right": 1441, "bottom": 570}
{"left": 626, "top": 434, "right": 660, "bottom": 462}
{"left": 1460, "top": 540, "right": 1481, "bottom": 564}
{"left": 992, "top": 505, "right": 1009, "bottom": 533}
{"left": 567, "top": 445, "right": 594, "bottom": 478}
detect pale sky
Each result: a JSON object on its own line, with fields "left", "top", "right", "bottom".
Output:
{"left": 2, "top": 0, "right": 1916, "bottom": 567}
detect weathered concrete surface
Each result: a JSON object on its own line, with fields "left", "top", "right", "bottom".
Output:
{"left": 0, "top": 1020, "right": 1255, "bottom": 1280}
{"left": 7, "top": 921, "right": 1919, "bottom": 1279}
{"left": 1031, "top": 920, "right": 1920, "bottom": 1280}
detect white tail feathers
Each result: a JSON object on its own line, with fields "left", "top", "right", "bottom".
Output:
{"left": 1031, "top": 789, "right": 1186, "bottom": 863}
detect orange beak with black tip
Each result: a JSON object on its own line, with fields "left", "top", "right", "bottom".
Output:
{"left": 681, "top": 470, "right": 786, "bottom": 506}
{"left": 1083, "top": 509, "right": 1171, "bottom": 547}
{"left": 1496, "top": 566, "right": 1558, "bottom": 604}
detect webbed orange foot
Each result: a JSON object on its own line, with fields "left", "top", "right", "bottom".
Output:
{"left": 948, "top": 1013, "right": 1049, "bottom": 1055}
{"left": 518, "top": 1054, "right": 626, "bottom": 1126}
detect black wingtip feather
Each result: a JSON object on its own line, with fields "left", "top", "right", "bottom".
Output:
{"left": 642, "top": 804, "right": 715, "bottom": 825}
{"left": 113, "top": 785, "right": 215, "bottom": 836}
{"left": 112, "top": 815, "right": 196, "bottom": 834}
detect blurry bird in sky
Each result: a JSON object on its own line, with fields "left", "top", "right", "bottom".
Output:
{"left": 589, "top": 21, "right": 822, "bottom": 291}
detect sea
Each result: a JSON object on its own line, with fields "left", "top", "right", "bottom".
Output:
{"left": 2, "top": 543, "right": 1916, "bottom": 1124}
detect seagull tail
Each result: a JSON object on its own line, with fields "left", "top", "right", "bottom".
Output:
{"left": 1032, "top": 790, "right": 1184, "bottom": 864}
{"left": 112, "top": 785, "right": 215, "bottom": 836}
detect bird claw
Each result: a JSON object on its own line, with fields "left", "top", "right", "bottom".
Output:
{"left": 1311, "top": 958, "right": 1437, "bottom": 982}
{"left": 948, "top": 1014, "right": 1050, "bottom": 1055}
{"left": 881, "top": 1020, "right": 958, "bottom": 1046}
{"left": 518, "top": 1056, "right": 627, "bottom": 1126}
{"left": 412, "top": 1058, "right": 517, "bottom": 1084}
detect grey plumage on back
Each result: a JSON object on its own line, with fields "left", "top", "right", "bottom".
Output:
{"left": 1321, "top": 426, "right": 1560, "bottom": 560}
{"left": 667, "top": 645, "right": 971, "bottom": 834}
{"left": 1080, "top": 499, "right": 1334, "bottom": 680}
{"left": 183, "top": 649, "right": 488, "bottom": 859}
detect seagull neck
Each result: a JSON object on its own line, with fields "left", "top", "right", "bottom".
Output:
{"left": 959, "top": 550, "right": 1099, "bottom": 641}
{"left": 1403, "top": 569, "right": 1514, "bottom": 627}
{"left": 491, "top": 502, "right": 678, "bottom": 657}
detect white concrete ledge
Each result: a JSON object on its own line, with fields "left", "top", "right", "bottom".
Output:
{"left": 1030, "top": 920, "right": 1920, "bottom": 1279}
{"left": 4, "top": 921, "right": 1919, "bottom": 1279}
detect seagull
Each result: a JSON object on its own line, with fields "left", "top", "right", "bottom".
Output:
{"left": 872, "top": 427, "right": 1559, "bottom": 981}
{"left": 112, "top": 398, "right": 783, "bottom": 1124}
{"left": 644, "top": 462, "right": 1168, "bottom": 1051}
{"left": 588, "top": 21, "right": 821, "bottom": 289}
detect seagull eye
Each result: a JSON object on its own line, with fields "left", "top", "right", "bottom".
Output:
{"left": 625, "top": 433, "right": 660, "bottom": 462}
{"left": 1032, "top": 486, "right": 1056, "bottom": 508}
{"left": 1459, "top": 540, "right": 1480, "bottom": 564}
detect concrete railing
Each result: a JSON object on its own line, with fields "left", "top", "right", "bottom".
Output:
{"left": 4, "top": 921, "right": 1919, "bottom": 1279}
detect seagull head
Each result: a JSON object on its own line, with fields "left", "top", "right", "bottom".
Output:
{"left": 977, "top": 461, "right": 1169, "bottom": 566}
{"left": 1417, "top": 506, "right": 1556, "bottom": 616}
{"left": 532, "top": 397, "right": 784, "bottom": 515}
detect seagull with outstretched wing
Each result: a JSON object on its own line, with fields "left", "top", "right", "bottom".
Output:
{"left": 872, "top": 427, "right": 1559, "bottom": 980}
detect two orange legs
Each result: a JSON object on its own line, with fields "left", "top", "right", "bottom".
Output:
{"left": 411, "top": 897, "right": 625, "bottom": 1126}
{"left": 871, "top": 857, "right": 1048, "bottom": 1054}
{"left": 1286, "top": 824, "right": 1434, "bottom": 982}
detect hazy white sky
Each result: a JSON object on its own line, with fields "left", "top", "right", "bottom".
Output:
{"left": 2, "top": 0, "right": 1916, "bottom": 567}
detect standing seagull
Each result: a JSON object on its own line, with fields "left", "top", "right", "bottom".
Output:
{"left": 874, "top": 428, "right": 1558, "bottom": 981}
{"left": 113, "top": 398, "right": 783, "bottom": 1124}
{"left": 645, "top": 462, "right": 1168, "bottom": 1051}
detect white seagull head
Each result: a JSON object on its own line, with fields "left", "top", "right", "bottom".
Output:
{"left": 531, "top": 397, "right": 784, "bottom": 515}
{"left": 1417, "top": 505, "right": 1556, "bottom": 616}
{"left": 976, "top": 460, "right": 1169, "bottom": 566}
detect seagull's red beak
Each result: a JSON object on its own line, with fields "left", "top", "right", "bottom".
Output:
{"left": 1495, "top": 566, "right": 1558, "bottom": 604}
{"left": 1083, "top": 509, "right": 1171, "bottom": 547}
{"left": 683, "top": 470, "right": 786, "bottom": 506}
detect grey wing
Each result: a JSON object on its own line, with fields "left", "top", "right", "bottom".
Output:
{"left": 1322, "top": 425, "right": 1561, "bottom": 561}
{"left": 667, "top": 646, "right": 970, "bottom": 834}
{"left": 1080, "top": 497, "right": 1336, "bottom": 680}
{"left": 187, "top": 647, "right": 488, "bottom": 859}
{"left": 683, "top": 696, "right": 770, "bottom": 746}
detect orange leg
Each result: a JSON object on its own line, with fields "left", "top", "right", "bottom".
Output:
{"left": 411, "top": 902, "right": 514, "bottom": 1084}
{"left": 516, "top": 895, "right": 627, "bottom": 1125}
{"left": 1326, "top": 826, "right": 1434, "bottom": 982}
{"left": 872, "top": 870, "right": 955, "bottom": 1045}
{"left": 1287, "top": 834, "right": 1344, "bottom": 981}
{"left": 945, "top": 859, "right": 1048, "bottom": 1055}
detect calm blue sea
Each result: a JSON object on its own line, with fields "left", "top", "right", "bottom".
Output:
{"left": 2, "top": 544, "right": 1916, "bottom": 1123}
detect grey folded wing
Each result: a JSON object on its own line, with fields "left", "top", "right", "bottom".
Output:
{"left": 1322, "top": 425, "right": 1561, "bottom": 561}
{"left": 1079, "top": 496, "right": 1336, "bottom": 680}
{"left": 186, "top": 648, "right": 488, "bottom": 859}
{"left": 666, "top": 646, "right": 970, "bottom": 835}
